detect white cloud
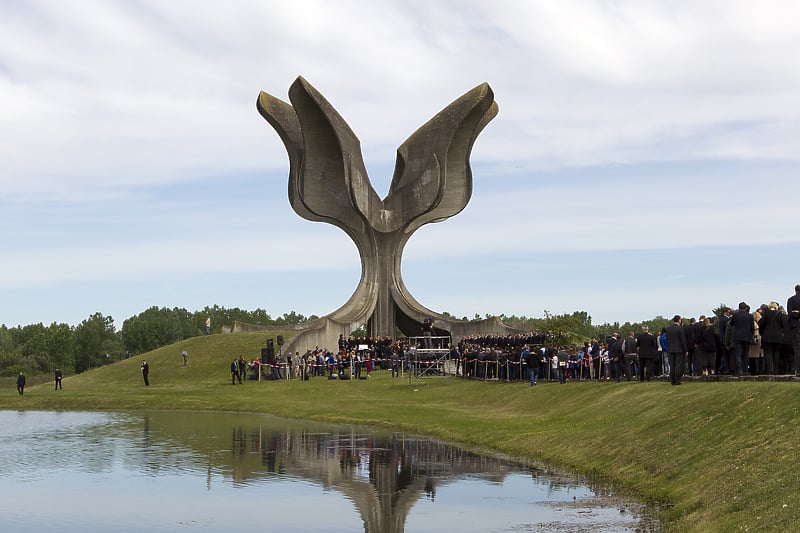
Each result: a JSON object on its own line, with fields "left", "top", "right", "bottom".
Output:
{"left": 1, "top": 0, "right": 799, "bottom": 326}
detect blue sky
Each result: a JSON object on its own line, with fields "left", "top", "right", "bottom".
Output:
{"left": 1, "top": 0, "right": 799, "bottom": 328}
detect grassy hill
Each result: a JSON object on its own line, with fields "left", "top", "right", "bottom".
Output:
{"left": 2, "top": 331, "right": 799, "bottom": 532}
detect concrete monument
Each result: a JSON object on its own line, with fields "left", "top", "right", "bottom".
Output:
{"left": 256, "top": 77, "right": 515, "bottom": 353}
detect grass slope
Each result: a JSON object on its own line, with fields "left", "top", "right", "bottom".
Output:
{"left": 2, "top": 332, "right": 798, "bottom": 532}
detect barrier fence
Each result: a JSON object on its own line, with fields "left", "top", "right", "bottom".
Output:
{"left": 245, "top": 354, "right": 601, "bottom": 383}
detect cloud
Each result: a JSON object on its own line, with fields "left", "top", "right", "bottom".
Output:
{"left": 1, "top": 0, "right": 799, "bottom": 326}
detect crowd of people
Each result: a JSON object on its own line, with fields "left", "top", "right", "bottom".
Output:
{"left": 457, "top": 286, "right": 800, "bottom": 385}
{"left": 243, "top": 285, "right": 800, "bottom": 387}
{"left": 240, "top": 338, "right": 392, "bottom": 382}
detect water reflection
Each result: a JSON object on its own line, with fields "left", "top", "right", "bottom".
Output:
{"left": 0, "top": 411, "right": 656, "bottom": 532}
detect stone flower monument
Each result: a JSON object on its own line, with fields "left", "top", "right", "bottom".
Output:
{"left": 256, "top": 77, "right": 516, "bottom": 353}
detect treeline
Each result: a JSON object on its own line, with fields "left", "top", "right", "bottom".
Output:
{"left": 442, "top": 309, "right": 679, "bottom": 346}
{"left": 2, "top": 305, "right": 728, "bottom": 378}
{"left": 0, "top": 305, "right": 317, "bottom": 377}
{"left": 504, "top": 311, "right": 674, "bottom": 347}
{"left": 454, "top": 308, "right": 734, "bottom": 347}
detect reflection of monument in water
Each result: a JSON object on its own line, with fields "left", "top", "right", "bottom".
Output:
{"left": 127, "top": 413, "right": 638, "bottom": 533}
{"left": 228, "top": 425, "right": 514, "bottom": 533}
{"left": 254, "top": 78, "right": 518, "bottom": 354}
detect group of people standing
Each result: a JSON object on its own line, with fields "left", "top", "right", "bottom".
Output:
{"left": 453, "top": 285, "right": 800, "bottom": 387}
{"left": 662, "top": 288, "right": 800, "bottom": 384}
{"left": 230, "top": 356, "right": 249, "bottom": 384}
{"left": 719, "top": 285, "right": 800, "bottom": 378}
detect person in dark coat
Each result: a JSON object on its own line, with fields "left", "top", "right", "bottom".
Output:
{"left": 666, "top": 315, "right": 688, "bottom": 386}
{"left": 717, "top": 308, "right": 732, "bottom": 374}
{"left": 730, "top": 302, "right": 755, "bottom": 376}
{"left": 636, "top": 326, "right": 659, "bottom": 381}
{"left": 525, "top": 346, "right": 539, "bottom": 386}
{"left": 759, "top": 302, "right": 786, "bottom": 375}
{"left": 141, "top": 361, "right": 150, "bottom": 386}
{"left": 608, "top": 334, "right": 624, "bottom": 382}
{"left": 695, "top": 318, "right": 717, "bottom": 375}
{"left": 54, "top": 368, "right": 63, "bottom": 390}
{"left": 16, "top": 371, "right": 26, "bottom": 395}
{"left": 787, "top": 285, "right": 800, "bottom": 376}
{"left": 230, "top": 359, "right": 239, "bottom": 385}
{"left": 238, "top": 356, "right": 247, "bottom": 383}
{"left": 683, "top": 318, "right": 698, "bottom": 377}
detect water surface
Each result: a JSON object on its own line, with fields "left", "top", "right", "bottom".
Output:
{"left": 0, "top": 411, "right": 656, "bottom": 532}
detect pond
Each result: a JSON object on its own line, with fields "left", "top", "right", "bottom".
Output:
{"left": 0, "top": 411, "right": 658, "bottom": 532}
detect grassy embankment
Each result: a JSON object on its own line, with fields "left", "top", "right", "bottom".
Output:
{"left": 2, "top": 331, "right": 798, "bottom": 532}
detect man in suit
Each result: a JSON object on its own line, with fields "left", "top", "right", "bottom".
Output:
{"left": 787, "top": 285, "right": 800, "bottom": 376}
{"left": 230, "top": 359, "right": 239, "bottom": 385}
{"left": 666, "top": 315, "right": 688, "bottom": 386}
{"left": 636, "top": 326, "right": 659, "bottom": 382}
{"left": 730, "top": 302, "right": 755, "bottom": 376}
{"left": 717, "top": 307, "right": 733, "bottom": 374}
{"left": 759, "top": 302, "right": 786, "bottom": 375}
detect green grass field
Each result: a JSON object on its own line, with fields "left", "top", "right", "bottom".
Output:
{"left": 2, "top": 331, "right": 798, "bottom": 532}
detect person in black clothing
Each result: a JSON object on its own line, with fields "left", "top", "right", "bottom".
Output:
{"left": 238, "top": 356, "right": 247, "bottom": 383}
{"left": 525, "top": 347, "right": 539, "bottom": 386}
{"left": 694, "top": 318, "right": 717, "bottom": 375}
{"left": 787, "top": 285, "right": 800, "bottom": 376}
{"left": 759, "top": 302, "right": 786, "bottom": 375}
{"left": 16, "top": 371, "right": 26, "bottom": 395}
{"left": 730, "top": 302, "right": 755, "bottom": 376}
{"left": 230, "top": 359, "right": 239, "bottom": 385}
{"left": 636, "top": 326, "right": 659, "bottom": 381}
{"left": 54, "top": 368, "right": 63, "bottom": 390}
{"left": 683, "top": 317, "right": 697, "bottom": 377}
{"left": 421, "top": 318, "right": 433, "bottom": 349}
{"left": 666, "top": 315, "right": 688, "bottom": 386}
{"left": 140, "top": 361, "right": 150, "bottom": 386}
{"left": 608, "top": 334, "right": 624, "bottom": 382}
{"left": 717, "top": 308, "right": 732, "bottom": 374}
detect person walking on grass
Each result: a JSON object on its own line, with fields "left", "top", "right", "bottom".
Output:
{"left": 16, "top": 371, "right": 26, "bottom": 395}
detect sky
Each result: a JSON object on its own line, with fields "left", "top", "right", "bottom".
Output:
{"left": 1, "top": 0, "right": 799, "bottom": 329}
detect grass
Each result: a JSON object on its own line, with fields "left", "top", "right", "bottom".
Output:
{"left": 2, "top": 331, "right": 799, "bottom": 532}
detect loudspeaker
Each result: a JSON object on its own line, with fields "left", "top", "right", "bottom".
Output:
{"left": 277, "top": 335, "right": 284, "bottom": 346}
{"left": 261, "top": 348, "right": 270, "bottom": 360}
{"left": 265, "top": 339, "right": 275, "bottom": 358}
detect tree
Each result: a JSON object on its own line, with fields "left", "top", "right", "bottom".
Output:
{"left": 74, "top": 313, "right": 122, "bottom": 373}
{"left": 16, "top": 323, "right": 52, "bottom": 372}
{"left": 122, "top": 306, "right": 196, "bottom": 355}
{"left": 0, "top": 325, "right": 20, "bottom": 375}
{"left": 539, "top": 310, "right": 585, "bottom": 347}
{"left": 196, "top": 305, "right": 275, "bottom": 333}
{"left": 43, "top": 322, "right": 75, "bottom": 372}
{"left": 278, "top": 311, "right": 307, "bottom": 325}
